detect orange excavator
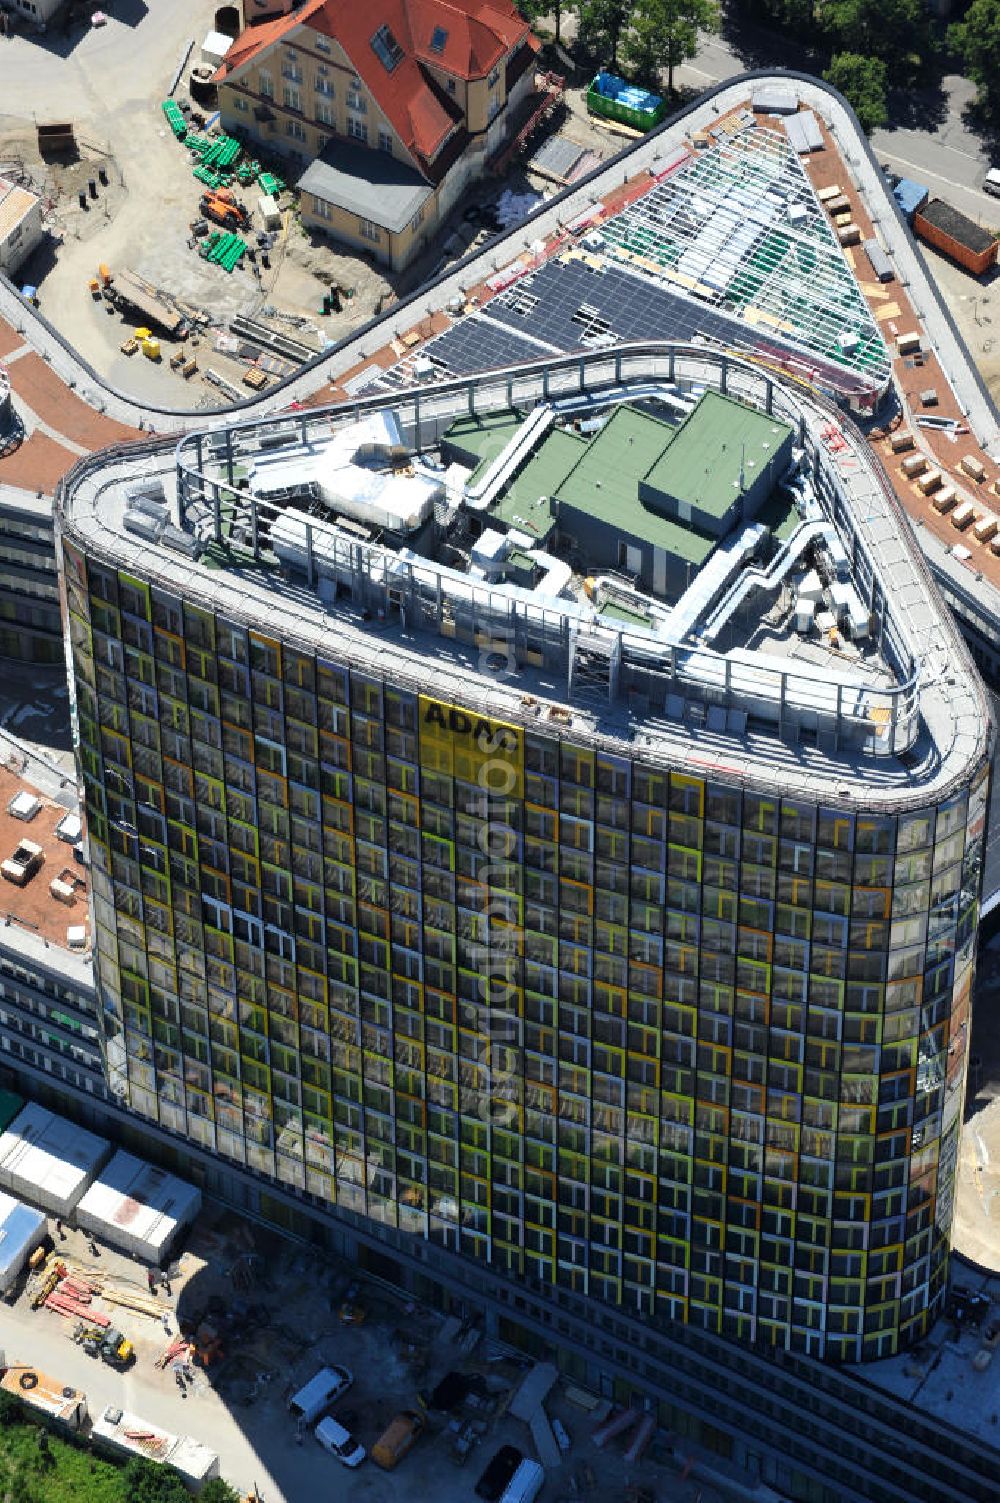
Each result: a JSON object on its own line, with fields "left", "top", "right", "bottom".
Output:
{"left": 199, "top": 189, "right": 250, "bottom": 231}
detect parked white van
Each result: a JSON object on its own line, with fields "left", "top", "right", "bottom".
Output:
{"left": 984, "top": 169, "right": 1000, "bottom": 198}
{"left": 288, "top": 1365, "right": 352, "bottom": 1426}
{"left": 499, "top": 1459, "right": 545, "bottom": 1503}
{"left": 315, "top": 1415, "right": 366, "bottom": 1467}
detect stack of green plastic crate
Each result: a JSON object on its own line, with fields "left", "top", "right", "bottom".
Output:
{"left": 161, "top": 100, "right": 187, "bottom": 140}
{"left": 199, "top": 231, "right": 247, "bottom": 273}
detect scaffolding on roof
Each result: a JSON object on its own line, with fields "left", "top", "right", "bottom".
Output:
{"left": 599, "top": 126, "right": 891, "bottom": 394}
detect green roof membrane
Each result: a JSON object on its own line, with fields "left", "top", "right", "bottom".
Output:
{"left": 554, "top": 406, "right": 717, "bottom": 565}
{"left": 489, "top": 426, "right": 586, "bottom": 541}
{"left": 442, "top": 410, "right": 525, "bottom": 483}
{"left": 642, "top": 390, "right": 793, "bottom": 521}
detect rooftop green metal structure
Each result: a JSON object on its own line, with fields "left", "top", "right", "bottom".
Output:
{"left": 599, "top": 125, "right": 892, "bottom": 393}
{"left": 444, "top": 397, "right": 800, "bottom": 577}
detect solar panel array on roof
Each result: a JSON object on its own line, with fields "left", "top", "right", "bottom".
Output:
{"left": 427, "top": 256, "right": 856, "bottom": 388}
{"left": 427, "top": 316, "right": 554, "bottom": 376}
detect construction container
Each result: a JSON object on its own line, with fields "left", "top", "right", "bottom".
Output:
{"left": 932, "top": 486, "right": 956, "bottom": 513}
{"left": 889, "top": 430, "right": 914, "bottom": 454}
{"left": 893, "top": 178, "right": 929, "bottom": 223}
{"left": 111, "top": 271, "right": 186, "bottom": 338}
{"left": 36, "top": 123, "right": 75, "bottom": 155}
{"left": 951, "top": 501, "right": 977, "bottom": 530}
{"left": 0, "top": 1102, "right": 110, "bottom": 1219}
{"left": 0, "top": 1190, "right": 46, "bottom": 1294}
{"left": 973, "top": 514, "right": 998, "bottom": 543}
{"left": 91, "top": 1405, "right": 220, "bottom": 1486}
{"left": 142, "top": 338, "right": 161, "bottom": 361}
{"left": 751, "top": 84, "right": 798, "bottom": 115}
{"left": 258, "top": 193, "right": 281, "bottom": 230}
{"left": 824, "top": 194, "right": 851, "bottom": 217}
{"left": 784, "top": 110, "right": 823, "bottom": 155}
{"left": 961, "top": 453, "right": 987, "bottom": 483}
{"left": 0, "top": 1367, "right": 87, "bottom": 1430}
{"left": 587, "top": 71, "right": 666, "bottom": 132}
{"left": 817, "top": 184, "right": 843, "bottom": 204}
{"left": 914, "top": 199, "right": 998, "bottom": 276}
{"left": 75, "top": 1150, "right": 201, "bottom": 1264}
{"left": 897, "top": 331, "right": 922, "bottom": 356}
{"left": 837, "top": 223, "right": 861, "bottom": 246}
{"left": 901, "top": 453, "right": 928, "bottom": 480}
{"left": 917, "top": 467, "right": 942, "bottom": 495}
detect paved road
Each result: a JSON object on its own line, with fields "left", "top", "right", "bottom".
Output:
{"left": 0, "top": 0, "right": 205, "bottom": 125}
{"left": 676, "top": 34, "right": 1000, "bottom": 224}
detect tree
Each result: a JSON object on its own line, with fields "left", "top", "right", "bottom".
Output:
{"left": 517, "top": 2, "right": 568, "bottom": 46}
{"left": 576, "top": 0, "right": 633, "bottom": 69}
{"left": 200, "top": 1481, "right": 242, "bottom": 1503}
{"left": 623, "top": 0, "right": 719, "bottom": 93}
{"left": 122, "top": 1458, "right": 190, "bottom": 1503}
{"left": 823, "top": 0, "right": 933, "bottom": 69}
{"left": 0, "top": 1391, "right": 22, "bottom": 1427}
{"left": 949, "top": 0, "right": 1000, "bottom": 116}
{"left": 824, "top": 52, "right": 889, "bottom": 134}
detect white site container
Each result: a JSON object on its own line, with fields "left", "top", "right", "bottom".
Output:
{"left": 0, "top": 1190, "right": 47, "bottom": 1293}
{"left": 0, "top": 1102, "right": 110, "bottom": 1219}
{"left": 75, "top": 1150, "right": 202, "bottom": 1264}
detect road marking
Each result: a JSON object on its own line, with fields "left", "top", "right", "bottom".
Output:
{"left": 676, "top": 62, "right": 730, "bottom": 84}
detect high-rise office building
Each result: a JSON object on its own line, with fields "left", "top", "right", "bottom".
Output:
{"left": 57, "top": 343, "right": 991, "bottom": 1363}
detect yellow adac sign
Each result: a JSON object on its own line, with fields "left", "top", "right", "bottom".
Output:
{"left": 418, "top": 696, "right": 523, "bottom": 797}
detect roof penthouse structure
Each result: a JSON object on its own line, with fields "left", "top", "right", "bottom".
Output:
{"left": 57, "top": 340, "right": 991, "bottom": 1363}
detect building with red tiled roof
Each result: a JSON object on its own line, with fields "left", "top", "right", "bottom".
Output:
{"left": 218, "top": 0, "right": 539, "bottom": 269}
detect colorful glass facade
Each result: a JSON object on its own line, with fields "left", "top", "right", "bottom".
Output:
{"left": 60, "top": 534, "right": 989, "bottom": 1364}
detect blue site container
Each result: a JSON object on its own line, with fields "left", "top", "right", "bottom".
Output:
{"left": 893, "top": 178, "right": 929, "bottom": 223}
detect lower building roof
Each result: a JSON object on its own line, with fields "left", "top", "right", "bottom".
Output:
{"left": 555, "top": 405, "right": 718, "bottom": 565}
{"left": 643, "top": 390, "right": 793, "bottom": 518}
{"left": 297, "top": 139, "right": 433, "bottom": 235}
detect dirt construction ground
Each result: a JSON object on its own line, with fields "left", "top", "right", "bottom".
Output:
{"left": 0, "top": 3, "right": 624, "bottom": 410}
{"left": 1, "top": 1202, "right": 734, "bottom": 1503}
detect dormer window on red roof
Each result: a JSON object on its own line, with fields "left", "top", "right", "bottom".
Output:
{"left": 371, "top": 23, "right": 405, "bottom": 72}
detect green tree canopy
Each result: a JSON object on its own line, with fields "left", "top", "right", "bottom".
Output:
{"left": 121, "top": 1458, "right": 191, "bottom": 1503}
{"left": 199, "top": 1479, "right": 242, "bottom": 1503}
{"left": 517, "top": 1, "right": 569, "bottom": 45}
{"left": 822, "top": 0, "right": 933, "bottom": 68}
{"left": 949, "top": 0, "right": 1000, "bottom": 115}
{"left": 577, "top": 0, "right": 718, "bottom": 86}
{"left": 576, "top": 0, "right": 633, "bottom": 68}
{"left": 824, "top": 51, "right": 889, "bottom": 133}
{"left": 624, "top": 0, "right": 720, "bottom": 92}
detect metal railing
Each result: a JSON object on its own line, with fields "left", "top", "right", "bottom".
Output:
{"left": 173, "top": 341, "right": 925, "bottom": 757}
